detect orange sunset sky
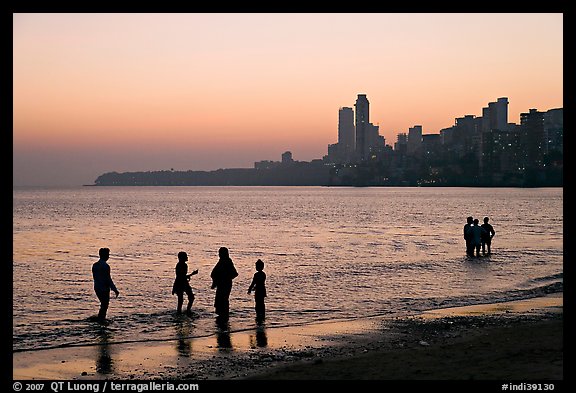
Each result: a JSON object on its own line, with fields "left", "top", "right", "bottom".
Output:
{"left": 13, "top": 13, "right": 563, "bottom": 186}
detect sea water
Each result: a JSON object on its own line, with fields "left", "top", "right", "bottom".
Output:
{"left": 12, "top": 186, "right": 563, "bottom": 352}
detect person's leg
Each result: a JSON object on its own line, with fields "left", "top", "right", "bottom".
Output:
{"left": 487, "top": 240, "right": 491, "bottom": 254}
{"left": 177, "top": 292, "right": 184, "bottom": 313}
{"left": 466, "top": 241, "right": 474, "bottom": 256}
{"left": 96, "top": 290, "right": 110, "bottom": 322}
{"left": 223, "top": 285, "right": 232, "bottom": 316}
{"left": 185, "top": 287, "right": 194, "bottom": 314}
{"left": 256, "top": 297, "right": 265, "bottom": 319}
{"left": 214, "top": 289, "right": 222, "bottom": 315}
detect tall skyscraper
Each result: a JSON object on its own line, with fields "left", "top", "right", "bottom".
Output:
{"left": 495, "top": 97, "right": 508, "bottom": 131}
{"left": 407, "top": 125, "right": 423, "bottom": 156}
{"left": 395, "top": 133, "right": 408, "bottom": 154}
{"left": 544, "top": 108, "right": 563, "bottom": 154}
{"left": 486, "top": 97, "right": 509, "bottom": 131}
{"left": 338, "top": 107, "right": 355, "bottom": 161}
{"left": 520, "top": 108, "right": 545, "bottom": 169}
{"left": 354, "top": 94, "right": 370, "bottom": 161}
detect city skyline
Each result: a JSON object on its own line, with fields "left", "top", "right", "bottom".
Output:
{"left": 13, "top": 13, "right": 563, "bottom": 186}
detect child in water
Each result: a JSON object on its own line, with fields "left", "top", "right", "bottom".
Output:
{"left": 172, "top": 251, "right": 198, "bottom": 316}
{"left": 247, "top": 259, "right": 267, "bottom": 321}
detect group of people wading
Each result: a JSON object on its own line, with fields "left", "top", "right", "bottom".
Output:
{"left": 91, "top": 217, "right": 497, "bottom": 324}
{"left": 91, "top": 246, "right": 266, "bottom": 324}
{"left": 463, "top": 216, "right": 496, "bottom": 257}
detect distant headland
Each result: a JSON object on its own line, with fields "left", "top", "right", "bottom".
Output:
{"left": 91, "top": 153, "right": 562, "bottom": 187}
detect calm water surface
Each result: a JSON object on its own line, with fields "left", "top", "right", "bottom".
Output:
{"left": 13, "top": 186, "right": 563, "bottom": 352}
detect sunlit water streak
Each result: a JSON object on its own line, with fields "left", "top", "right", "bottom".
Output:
{"left": 13, "top": 186, "right": 563, "bottom": 352}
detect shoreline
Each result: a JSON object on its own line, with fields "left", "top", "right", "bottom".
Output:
{"left": 244, "top": 294, "right": 564, "bottom": 381}
{"left": 13, "top": 292, "right": 563, "bottom": 381}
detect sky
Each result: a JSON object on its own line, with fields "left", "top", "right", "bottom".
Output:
{"left": 13, "top": 13, "right": 563, "bottom": 186}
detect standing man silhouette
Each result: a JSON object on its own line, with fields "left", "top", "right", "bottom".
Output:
{"left": 92, "top": 247, "right": 119, "bottom": 322}
{"left": 481, "top": 217, "right": 496, "bottom": 254}
{"left": 470, "top": 218, "right": 488, "bottom": 257}
{"left": 463, "top": 216, "right": 474, "bottom": 256}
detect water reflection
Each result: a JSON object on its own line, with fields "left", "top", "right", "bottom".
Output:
{"left": 95, "top": 326, "right": 114, "bottom": 375}
{"left": 249, "top": 320, "right": 268, "bottom": 348}
{"left": 215, "top": 315, "right": 233, "bottom": 350}
{"left": 174, "top": 314, "right": 194, "bottom": 357}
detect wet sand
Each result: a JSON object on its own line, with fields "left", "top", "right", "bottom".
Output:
{"left": 245, "top": 296, "right": 564, "bottom": 381}
{"left": 13, "top": 292, "right": 563, "bottom": 382}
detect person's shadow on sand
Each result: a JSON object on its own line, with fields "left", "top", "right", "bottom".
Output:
{"left": 215, "top": 316, "right": 233, "bottom": 350}
{"left": 95, "top": 326, "right": 114, "bottom": 374}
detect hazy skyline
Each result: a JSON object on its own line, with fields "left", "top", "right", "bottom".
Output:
{"left": 13, "top": 13, "right": 563, "bottom": 186}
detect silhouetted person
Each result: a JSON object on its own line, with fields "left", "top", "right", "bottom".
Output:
{"left": 92, "top": 247, "right": 119, "bottom": 322}
{"left": 463, "top": 216, "right": 474, "bottom": 256}
{"left": 481, "top": 216, "right": 496, "bottom": 255}
{"left": 172, "top": 251, "right": 198, "bottom": 315}
{"left": 210, "top": 247, "right": 238, "bottom": 318}
{"left": 470, "top": 218, "right": 488, "bottom": 257}
{"left": 248, "top": 259, "right": 267, "bottom": 321}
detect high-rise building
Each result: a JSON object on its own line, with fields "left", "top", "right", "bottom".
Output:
{"left": 495, "top": 97, "right": 509, "bottom": 131}
{"left": 422, "top": 134, "right": 441, "bottom": 161}
{"left": 544, "top": 108, "right": 563, "bottom": 154}
{"left": 395, "top": 133, "right": 408, "bottom": 154}
{"left": 481, "top": 107, "right": 490, "bottom": 133}
{"left": 338, "top": 107, "right": 355, "bottom": 161}
{"left": 520, "top": 109, "right": 545, "bottom": 169}
{"left": 367, "top": 123, "right": 385, "bottom": 152}
{"left": 486, "top": 97, "right": 509, "bottom": 131}
{"left": 407, "top": 125, "right": 422, "bottom": 156}
{"left": 355, "top": 94, "right": 370, "bottom": 161}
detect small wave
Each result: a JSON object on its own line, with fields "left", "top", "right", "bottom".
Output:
{"left": 528, "top": 272, "right": 563, "bottom": 283}
{"left": 507, "top": 281, "right": 563, "bottom": 299}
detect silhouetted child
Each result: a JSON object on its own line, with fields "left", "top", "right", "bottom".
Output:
{"left": 248, "top": 259, "right": 267, "bottom": 321}
{"left": 92, "top": 247, "right": 119, "bottom": 323}
{"left": 172, "top": 251, "right": 198, "bottom": 316}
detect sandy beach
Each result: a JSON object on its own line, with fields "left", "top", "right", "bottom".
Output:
{"left": 13, "top": 292, "right": 563, "bottom": 383}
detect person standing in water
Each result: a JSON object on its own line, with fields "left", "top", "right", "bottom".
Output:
{"left": 248, "top": 259, "right": 267, "bottom": 321}
{"left": 92, "top": 247, "right": 119, "bottom": 323}
{"left": 210, "top": 247, "right": 238, "bottom": 318}
{"left": 481, "top": 216, "right": 496, "bottom": 255}
{"left": 470, "top": 218, "right": 488, "bottom": 257}
{"left": 172, "top": 251, "right": 198, "bottom": 315}
{"left": 463, "top": 216, "right": 474, "bottom": 256}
